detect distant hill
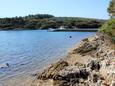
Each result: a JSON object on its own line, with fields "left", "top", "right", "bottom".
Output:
{"left": 0, "top": 14, "right": 106, "bottom": 30}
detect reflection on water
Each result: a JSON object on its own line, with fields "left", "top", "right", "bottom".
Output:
{"left": 0, "top": 30, "right": 95, "bottom": 80}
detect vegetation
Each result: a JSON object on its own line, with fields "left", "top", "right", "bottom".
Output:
{"left": 100, "top": 0, "right": 115, "bottom": 43}
{"left": 99, "top": 19, "right": 115, "bottom": 43}
{"left": 100, "top": 0, "right": 115, "bottom": 35}
{"left": 99, "top": 19, "right": 115, "bottom": 36}
{"left": 107, "top": 0, "right": 115, "bottom": 17}
{"left": 0, "top": 14, "right": 105, "bottom": 30}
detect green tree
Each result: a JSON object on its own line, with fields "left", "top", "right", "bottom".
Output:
{"left": 108, "top": 0, "right": 115, "bottom": 17}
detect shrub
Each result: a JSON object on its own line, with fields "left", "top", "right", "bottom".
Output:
{"left": 112, "top": 36, "right": 115, "bottom": 43}
{"left": 99, "top": 18, "right": 115, "bottom": 37}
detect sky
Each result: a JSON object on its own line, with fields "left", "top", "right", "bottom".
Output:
{"left": 0, "top": 0, "right": 110, "bottom": 19}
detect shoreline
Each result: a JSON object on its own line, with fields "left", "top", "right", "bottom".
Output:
{"left": 37, "top": 33, "right": 115, "bottom": 86}
{"left": 0, "top": 44, "right": 74, "bottom": 86}
{"left": 1, "top": 33, "right": 115, "bottom": 86}
{"left": 0, "top": 35, "right": 86, "bottom": 86}
{"left": 0, "top": 30, "right": 95, "bottom": 85}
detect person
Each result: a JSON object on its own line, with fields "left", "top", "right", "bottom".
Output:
{"left": 69, "top": 36, "right": 72, "bottom": 38}
{"left": 6, "top": 63, "right": 10, "bottom": 67}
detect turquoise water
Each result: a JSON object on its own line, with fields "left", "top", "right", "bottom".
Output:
{"left": 0, "top": 30, "right": 95, "bottom": 80}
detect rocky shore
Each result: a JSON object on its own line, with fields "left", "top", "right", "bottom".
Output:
{"left": 36, "top": 33, "right": 115, "bottom": 86}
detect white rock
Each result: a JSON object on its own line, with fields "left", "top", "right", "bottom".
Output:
{"left": 110, "top": 81, "right": 115, "bottom": 86}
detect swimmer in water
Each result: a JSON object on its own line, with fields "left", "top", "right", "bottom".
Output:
{"left": 69, "top": 36, "right": 72, "bottom": 38}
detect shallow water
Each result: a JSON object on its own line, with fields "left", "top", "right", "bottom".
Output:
{"left": 0, "top": 30, "right": 95, "bottom": 81}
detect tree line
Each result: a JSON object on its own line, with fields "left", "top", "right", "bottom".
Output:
{"left": 0, "top": 14, "right": 106, "bottom": 30}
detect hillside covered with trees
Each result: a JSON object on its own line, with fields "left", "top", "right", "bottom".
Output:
{"left": 0, "top": 14, "right": 106, "bottom": 30}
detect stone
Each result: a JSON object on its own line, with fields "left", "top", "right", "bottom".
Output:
{"left": 59, "top": 67, "right": 89, "bottom": 82}
{"left": 38, "top": 60, "right": 68, "bottom": 80}
{"left": 87, "top": 60, "right": 100, "bottom": 71}
{"left": 110, "top": 81, "right": 115, "bottom": 86}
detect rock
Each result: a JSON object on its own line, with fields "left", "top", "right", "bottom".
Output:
{"left": 59, "top": 67, "right": 89, "bottom": 82}
{"left": 110, "top": 81, "right": 115, "bottom": 86}
{"left": 92, "top": 74, "right": 99, "bottom": 83}
{"left": 82, "top": 38, "right": 89, "bottom": 42}
{"left": 87, "top": 60, "right": 100, "bottom": 71}
{"left": 73, "top": 40, "right": 99, "bottom": 54}
{"left": 36, "top": 34, "right": 115, "bottom": 86}
{"left": 38, "top": 60, "right": 68, "bottom": 80}
{"left": 74, "top": 62, "right": 85, "bottom": 67}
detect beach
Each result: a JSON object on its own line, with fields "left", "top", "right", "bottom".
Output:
{"left": 1, "top": 33, "right": 114, "bottom": 86}
{"left": 37, "top": 33, "right": 115, "bottom": 86}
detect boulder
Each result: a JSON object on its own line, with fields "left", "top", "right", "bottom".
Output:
{"left": 38, "top": 60, "right": 68, "bottom": 80}
{"left": 59, "top": 67, "right": 89, "bottom": 82}
{"left": 73, "top": 40, "right": 99, "bottom": 54}
{"left": 87, "top": 60, "right": 100, "bottom": 71}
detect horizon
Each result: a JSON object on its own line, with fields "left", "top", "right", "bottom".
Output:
{"left": 0, "top": 0, "right": 110, "bottom": 19}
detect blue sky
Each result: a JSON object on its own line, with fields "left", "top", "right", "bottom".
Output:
{"left": 0, "top": 0, "right": 110, "bottom": 19}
